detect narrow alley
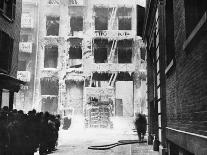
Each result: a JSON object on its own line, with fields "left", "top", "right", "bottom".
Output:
{"left": 0, "top": 0, "right": 207, "bottom": 155}
{"left": 45, "top": 116, "right": 158, "bottom": 155}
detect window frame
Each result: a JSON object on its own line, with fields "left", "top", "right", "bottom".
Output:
{"left": 118, "top": 16, "right": 132, "bottom": 30}
{"left": 44, "top": 45, "right": 58, "bottom": 69}
{"left": 0, "top": 30, "right": 14, "bottom": 74}
{"left": 70, "top": 16, "right": 83, "bottom": 35}
{"left": 164, "top": 0, "right": 175, "bottom": 74}
{"left": 0, "top": 0, "right": 16, "bottom": 22}
{"left": 46, "top": 16, "right": 60, "bottom": 36}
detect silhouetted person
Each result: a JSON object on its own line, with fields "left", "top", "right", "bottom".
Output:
{"left": 134, "top": 113, "right": 147, "bottom": 142}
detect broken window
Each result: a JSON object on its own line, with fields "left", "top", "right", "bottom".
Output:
{"left": 70, "top": 16, "right": 83, "bottom": 35}
{"left": 46, "top": 16, "right": 60, "bottom": 36}
{"left": 41, "top": 77, "right": 59, "bottom": 95}
{"left": 117, "top": 7, "right": 132, "bottom": 30}
{"left": 118, "top": 48, "right": 132, "bottom": 63}
{"left": 94, "top": 7, "right": 109, "bottom": 30}
{"left": 69, "top": 38, "right": 82, "bottom": 59}
{"left": 117, "top": 40, "right": 133, "bottom": 63}
{"left": 118, "top": 17, "right": 131, "bottom": 30}
{"left": 48, "top": 0, "right": 60, "bottom": 5}
{"left": 18, "top": 61, "right": 26, "bottom": 71}
{"left": 94, "top": 39, "right": 108, "bottom": 63}
{"left": 0, "top": 0, "right": 16, "bottom": 21}
{"left": 0, "top": 30, "right": 14, "bottom": 73}
{"left": 44, "top": 45, "right": 58, "bottom": 68}
{"left": 94, "top": 48, "right": 108, "bottom": 63}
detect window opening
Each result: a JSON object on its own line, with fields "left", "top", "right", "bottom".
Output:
{"left": 0, "top": 0, "right": 16, "bottom": 21}
{"left": 46, "top": 16, "right": 60, "bottom": 36}
{"left": 118, "top": 17, "right": 131, "bottom": 30}
{"left": 0, "top": 31, "right": 14, "bottom": 73}
{"left": 41, "top": 77, "right": 59, "bottom": 95}
{"left": 44, "top": 45, "right": 58, "bottom": 68}
{"left": 117, "top": 7, "right": 132, "bottom": 30}
{"left": 94, "top": 7, "right": 109, "bottom": 30}
{"left": 69, "top": 38, "right": 82, "bottom": 59}
{"left": 117, "top": 40, "right": 133, "bottom": 63}
{"left": 94, "top": 39, "right": 108, "bottom": 63}
{"left": 70, "top": 16, "right": 83, "bottom": 35}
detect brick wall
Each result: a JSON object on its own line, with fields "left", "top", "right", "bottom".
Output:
{"left": 166, "top": 0, "right": 207, "bottom": 137}
{"left": 0, "top": 0, "right": 22, "bottom": 77}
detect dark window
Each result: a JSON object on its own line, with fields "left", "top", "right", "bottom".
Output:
{"left": 44, "top": 45, "right": 58, "bottom": 68}
{"left": 18, "top": 61, "right": 26, "bottom": 71}
{"left": 70, "top": 16, "right": 83, "bottom": 35}
{"left": 117, "top": 39, "right": 133, "bottom": 63}
{"left": 94, "top": 7, "right": 109, "bottom": 30}
{"left": 0, "top": 30, "right": 14, "bottom": 73}
{"left": 69, "top": 38, "right": 82, "bottom": 59}
{"left": 165, "top": 0, "right": 175, "bottom": 66}
{"left": 118, "top": 48, "right": 132, "bottom": 63}
{"left": 41, "top": 77, "right": 59, "bottom": 95}
{"left": 0, "top": 0, "right": 16, "bottom": 21}
{"left": 94, "top": 39, "right": 108, "bottom": 63}
{"left": 95, "top": 16, "right": 108, "bottom": 30}
{"left": 184, "top": 0, "right": 207, "bottom": 37}
{"left": 0, "top": 1, "right": 4, "bottom": 11}
{"left": 117, "top": 7, "right": 132, "bottom": 16}
{"left": 94, "top": 48, "right": 107, "bottom": 63}
{"left": 140, "top": 48, "right": 146, "bottom": 60}
{"left": 118, "top": 17, "right": 131, "bottom": 30}
{"left": 46, "top": 16, "right": 59, "bottom": 36}
{"left": 137, "top": 5, "right": 145, "bottom": 36}
{"left": 69, "top": 47, "right": 82, "bottom": 59}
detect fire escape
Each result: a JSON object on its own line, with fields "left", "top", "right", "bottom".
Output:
{"left": 108, "top": 7, "right": 118, "bottom": 64}
{"left": 108, "top": 7, "right": 118, "bottom": 86}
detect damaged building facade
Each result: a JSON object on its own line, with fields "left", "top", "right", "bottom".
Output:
{"left": 15, "top": 0, "right": 39, "bottom": 111}
{"left": 16, "top": 0, "right": 146, "bottom": 128}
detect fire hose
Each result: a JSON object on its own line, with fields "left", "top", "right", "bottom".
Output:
{"left": 88, "top": 140, "right": 147, "bottom": 150}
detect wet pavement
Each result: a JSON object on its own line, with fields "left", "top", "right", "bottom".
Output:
{"left": 36, "top": 116, "right": 159, "bottom": 155}
{"left": 49, "top": 129, "right": 159, "bottom": 155}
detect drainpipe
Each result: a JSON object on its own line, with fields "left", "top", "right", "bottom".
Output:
{"left": 32, "top": 0, "right": 40, "bottom": 111}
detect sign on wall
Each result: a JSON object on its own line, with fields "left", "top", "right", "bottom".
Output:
{"left": 19, "top": 42, "right": 33, "bottom": 53}
{"left": 17, "top": 71, "right": 31, "bottom": 82}
{"left": 21, "top": 13, "right": 33, "bottom": 28}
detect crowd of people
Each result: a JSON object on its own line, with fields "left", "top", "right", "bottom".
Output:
{"left": 0, "top": 106, "right": 61, "bottom": 155}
